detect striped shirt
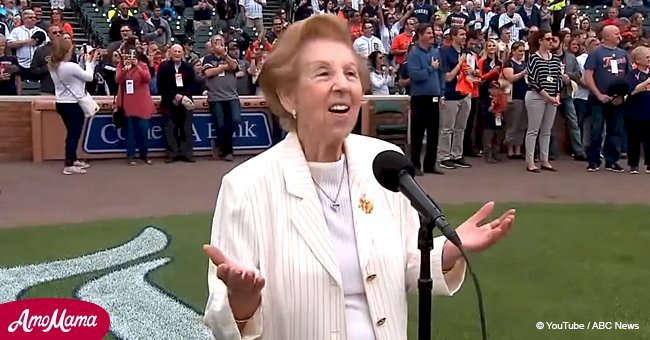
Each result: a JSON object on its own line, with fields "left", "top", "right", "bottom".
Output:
{"left": 7, "top": 25, "right": 48, "bottom": 68}
{"left": 526, "top": 51, "right": 562, "bottom": 97}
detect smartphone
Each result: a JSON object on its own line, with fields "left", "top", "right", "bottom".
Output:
{"left": 82, "top": 44, "right": 88, "bottom": 54}
{"left": 128, "top": 49, "right": 136, "bottom": 58}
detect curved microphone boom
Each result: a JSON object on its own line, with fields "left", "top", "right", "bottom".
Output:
{"left": 372, "top": 150, "right": 462, "bottom": 248}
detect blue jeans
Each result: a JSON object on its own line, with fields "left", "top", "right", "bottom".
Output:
{"left": 587, "top": 100, "right": 622, "bottom": 166}
{"left": 126, "top": 116, "right": 150, "bottom": 159}
{"left": 563, "top": 96, "right": 586, "bottom": 157}
{"left": 55, "top": 102, "right": 85, "bottom": 167}
{"left": 209, "top": 99, "right": 241, "bottom": 156}
{"left": 573, "top": 98, "right": 590, "bottom": 138}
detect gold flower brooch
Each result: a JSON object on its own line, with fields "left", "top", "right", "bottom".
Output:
{"left": 358, "top": 195, "right": 374, "bottom": 214}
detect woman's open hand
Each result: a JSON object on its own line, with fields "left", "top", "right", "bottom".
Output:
{"left": 455, "top": 202, "right": 515, "bottom": 253}
{"left": 441, "top": 202, "right": 515, "bottom": 271}
{"left": 203, "top": 245, "right": 265, "bottom": 320}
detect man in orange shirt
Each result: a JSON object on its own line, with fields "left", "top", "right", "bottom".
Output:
{"left": 348, "top": 10, "right": 364, "bottom": 41}
{"left": 390, "top": 17, "right": 416, "bottom": 65}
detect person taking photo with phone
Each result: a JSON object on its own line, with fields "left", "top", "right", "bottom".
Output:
{"left": 116, "top": 44, "right": 155, "bottom": 165}
{"left": 49, "top": 38, "right": 98, "bottom": 175}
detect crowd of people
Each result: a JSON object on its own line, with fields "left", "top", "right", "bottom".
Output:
{"left": 343, "top": 0, "right": 650, "bottom": 176}
{"left": 0, "top": 0, "right": 647, "bottom": 176}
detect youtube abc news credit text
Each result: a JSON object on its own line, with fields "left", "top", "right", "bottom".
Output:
{"left": 536, "top": 321, "right": 640, "bottom": 331}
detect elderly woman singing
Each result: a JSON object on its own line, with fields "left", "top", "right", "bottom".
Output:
{"left": 203, "top": 14, "right": 515, "bottom": 340}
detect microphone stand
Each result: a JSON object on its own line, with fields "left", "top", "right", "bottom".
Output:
{"left": 417, "top": 215, "right": 434, "bottom": 340}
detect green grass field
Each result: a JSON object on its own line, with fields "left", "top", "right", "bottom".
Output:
{"left": 1, "top": 203, "right": 649, "bottom": 339}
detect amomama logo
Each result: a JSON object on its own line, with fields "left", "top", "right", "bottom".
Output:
{"left": 0, "top": 227, "right": 215, "bottom": 340}
{"left": 0, "top": 298, "right": 110, "bottom": 339}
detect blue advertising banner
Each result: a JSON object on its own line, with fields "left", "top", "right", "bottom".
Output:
{"left": 82, "top": 112, "right": 273, "bottom": 154}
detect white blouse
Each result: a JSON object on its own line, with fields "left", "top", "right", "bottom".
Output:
{"left": 307, "top": 155, "right": 376, "bottom": 340}
{"left": 370, "top": 71, "right": 394, "bottom": 95}
{"left": 50, "top": 61, "right": 96, "bottom": 103}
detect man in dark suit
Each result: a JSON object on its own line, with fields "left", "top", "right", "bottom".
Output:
{"left": 516, "top": 0, "right": 542, "bottom": 32}
{"left": 157, "top": 44, "right": 198, "bottom": 163}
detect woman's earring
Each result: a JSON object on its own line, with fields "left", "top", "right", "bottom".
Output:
{"left": 291, "top": 109, "right": 297, "bottom": 119}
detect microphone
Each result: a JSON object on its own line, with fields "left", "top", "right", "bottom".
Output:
{"left": 372, "top": 150, "right": 462, "bottom": 248}
{"left": 373, "top": 150, "right": 488, "bottom": 340}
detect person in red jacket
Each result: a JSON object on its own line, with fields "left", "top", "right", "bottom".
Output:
{"left": 115, "top": 45, "right": 156, "bottom": 165}
{"left": 245, "top": 38, "right": 273, "bottom": 62}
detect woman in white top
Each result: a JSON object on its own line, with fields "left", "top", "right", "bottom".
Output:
{"left": 368, "top": 51, "right": 395, "bottom": 95}
{"left": 377, "top": 7, "right": 412, "bottom": 64}
{"left": 202, "top": 14, "right": 516, "bottom": 340}
{"left": 48, "top": 38, "right": 99, "bottom": 175}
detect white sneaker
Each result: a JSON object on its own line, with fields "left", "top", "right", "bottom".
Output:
{"left": 63, "top": 166, "right": 87, "bottom": 175}
{"left": 74, "top": 160, "right": 90, "bottom": 169}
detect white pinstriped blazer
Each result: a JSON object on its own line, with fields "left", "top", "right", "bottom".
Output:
{"left": 203, "top": 132, "right": 467, "bottom": 340}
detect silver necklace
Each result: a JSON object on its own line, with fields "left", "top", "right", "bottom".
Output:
{"left": 312, "top": 159, "right": 347, "bottom": 212}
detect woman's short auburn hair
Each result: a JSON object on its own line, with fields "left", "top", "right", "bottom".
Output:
{"left": 259, "top": 14, "right": 370, "bottom": 132}
{"left": 48, "top": 38, "right": 73, "bottom": 70}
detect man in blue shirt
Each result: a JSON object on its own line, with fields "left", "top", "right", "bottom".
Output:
{"left": 439, "top": 26, "right": 473, "bottom": 169}
{"left": 407, "top": 23, "right": 445, "bottom": 175}
{"left": 412, "top": 0, "right": 433, "bottom": 25}
{"left": 583, "top": 25, "right": 631, "bottom": 172}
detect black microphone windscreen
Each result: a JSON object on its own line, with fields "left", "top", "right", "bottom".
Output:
{"left": 372, "top": 150, "right": 416, "bottom": 192}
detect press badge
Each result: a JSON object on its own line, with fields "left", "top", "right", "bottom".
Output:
{"left": 125, "top": 80, "right": 134, "bottom": 94}
{"left": 175, "top": 73, "right": 183, "bottom": 87}
{"left": 495, "top": 117, "right": 502, "bottom": 126}
{"left": 432, "top": 97, "right": 439, "bottom": 103}
{"left": 611, "top": 60, "right": 619, "bottom": 74}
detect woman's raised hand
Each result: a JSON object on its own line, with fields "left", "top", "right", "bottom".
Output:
{"left": 203, "top": 245, "right": 265, "bottom": 320}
